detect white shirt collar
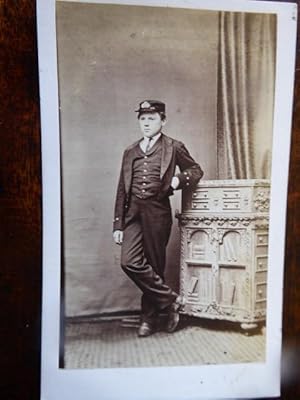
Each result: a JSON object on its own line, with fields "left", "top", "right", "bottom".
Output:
{"left": 140, "top": 132, "right": 161, "bottom": 152}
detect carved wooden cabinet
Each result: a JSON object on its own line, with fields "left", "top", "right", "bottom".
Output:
{"left": 177, "top": 179, "right": 270, "bottom": 329}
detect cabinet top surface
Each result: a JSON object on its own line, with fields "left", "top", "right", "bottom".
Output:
{"left": 198, "top": 179, "right": 270, "bottom": 188}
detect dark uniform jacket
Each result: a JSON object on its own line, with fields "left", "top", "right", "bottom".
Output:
{"left": 113, "top": 133, "right": 203, "bottom": 231}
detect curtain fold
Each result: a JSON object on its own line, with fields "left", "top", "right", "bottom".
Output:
{"left": 217, "top": 12, "right": 276, "bottom": 179}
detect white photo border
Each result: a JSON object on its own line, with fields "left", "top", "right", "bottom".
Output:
{"left": 38, "top": 0, "right": 297, "bottom": 399}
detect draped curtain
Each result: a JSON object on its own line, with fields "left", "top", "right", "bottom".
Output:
{"left": 217, "top": 12, "right": 276, "bottom": 179}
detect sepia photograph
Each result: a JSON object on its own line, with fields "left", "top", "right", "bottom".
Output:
{"left": 38, "top": 0, "right": 297, "bottom": 398}
{"left": 57, "top": 0, "right": 275, "bottom": 369}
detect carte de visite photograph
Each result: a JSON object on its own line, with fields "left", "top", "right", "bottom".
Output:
{"left": 56, "top": 0, "right": 276, "bottom": 370}
{"left": 38, "top": 0, "right": 297, "bottom": 398}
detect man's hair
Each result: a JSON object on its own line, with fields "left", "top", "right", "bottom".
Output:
{"left": 137, "top": 112, "right": 166, "bottom": 121}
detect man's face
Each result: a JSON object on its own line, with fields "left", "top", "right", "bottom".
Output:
{"left": 138, "top": 112, "right": 166, "bottom": 138}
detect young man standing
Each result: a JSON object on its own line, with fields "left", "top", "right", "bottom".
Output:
{"left": 113, "top": 100, "right": 203, "bottom": 337}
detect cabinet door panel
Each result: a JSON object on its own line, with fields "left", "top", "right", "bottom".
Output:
{"left": 188, "top": 230, "right": 212, "bottom": 261}
{"left": 218, "top": 266, "right": 247, "bottom": 310}
{"left": 219, "top": 231, "right": 243, "bottom": 263}
{"left": 186, "top": 265, "right": 214, "bottom": 305}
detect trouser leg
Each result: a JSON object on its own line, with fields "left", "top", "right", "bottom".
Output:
{"left": 121, "top": 197, "right": 177, "bottom": 324}
{"left": 140, "top": 197, "right": 173, "bottom": 322}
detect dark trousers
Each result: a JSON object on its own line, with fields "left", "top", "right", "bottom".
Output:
{"left": 121, "top": 195, "right": 177, "bottom": 324}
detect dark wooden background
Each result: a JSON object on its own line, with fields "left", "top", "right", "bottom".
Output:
{"left": 0, "top": 1, "right": 299, "bottom": 399}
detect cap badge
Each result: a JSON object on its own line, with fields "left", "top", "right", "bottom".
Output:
{"left": 141, "top": 101, "right": 151, "bottom": 109}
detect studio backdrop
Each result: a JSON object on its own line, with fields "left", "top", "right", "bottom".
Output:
{"left": 56, "top": 2, "right": 275, "bottom": 317}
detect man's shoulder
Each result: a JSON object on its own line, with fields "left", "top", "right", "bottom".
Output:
{"left": 123, "top": 139, "right": 140, "bottom": 153}
{"left": 162, "top": 133, "right": 184, "bottom": 149}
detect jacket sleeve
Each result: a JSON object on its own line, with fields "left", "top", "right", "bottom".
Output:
{"left": 174, "top": 141, "right": 203, "bottom": 190}
{"left": 113, "top": 152, "right": 127, "bottom": 231}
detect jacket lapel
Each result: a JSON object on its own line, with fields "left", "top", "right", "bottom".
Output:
{"left": 123, "top": 140, "right": 140, "bottom": 194}
{"left": 160, "top": 134, "right": 173, "bottom": 179}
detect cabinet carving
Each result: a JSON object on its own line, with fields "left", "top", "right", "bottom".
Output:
{"left": 177, "top": 179, "right": 270, "bottom": 329}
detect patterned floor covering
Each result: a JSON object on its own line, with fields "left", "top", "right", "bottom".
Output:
{"left": 64, "top": 316, "right": 265, "bottom": 369}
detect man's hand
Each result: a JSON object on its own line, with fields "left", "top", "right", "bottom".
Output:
{"left": 113, "top": 230, "right": 123, "bottom": 245}
{"left": 171, "top": 176, "right": 180, "bottom": 190}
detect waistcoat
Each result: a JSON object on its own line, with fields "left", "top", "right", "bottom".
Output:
{"left": 131, "top": 138, "right": 162, "bottom": 199}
